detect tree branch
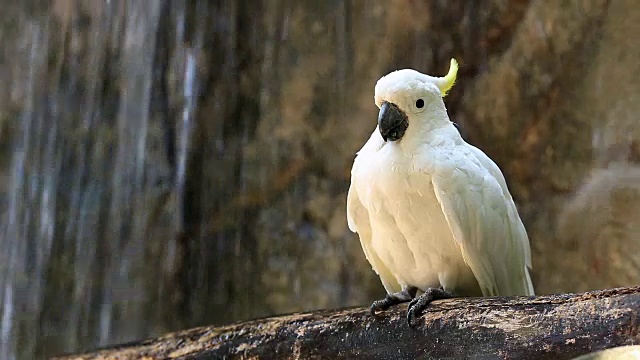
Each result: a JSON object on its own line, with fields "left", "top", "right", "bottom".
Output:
{"left": 53, "top": 287, "right": 640, "bottom": 360}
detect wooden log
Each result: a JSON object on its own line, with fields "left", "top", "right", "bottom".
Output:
{"left": 53, "top": 287, "right": 640, "bottom": 360}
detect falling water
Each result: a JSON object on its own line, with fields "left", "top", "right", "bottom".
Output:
{"left": 0, "top": 19, "right": 57, "bottom": 360}
{"left": 0, "top": 1, "right": 286, "bottom": 358}
{"left": 0, "top": 2, "right": 191, "bottom": 358}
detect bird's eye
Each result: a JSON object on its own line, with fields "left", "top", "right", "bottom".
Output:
{"left": 415, "top": 99, "right": 425, "bottom": 109}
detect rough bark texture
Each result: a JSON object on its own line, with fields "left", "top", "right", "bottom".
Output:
{"left": 54, "top": 287, "right": 640, "bottom": 360}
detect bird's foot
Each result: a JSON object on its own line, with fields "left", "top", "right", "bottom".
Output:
{"left": 370, "top": 286, "right": 418, "bottom": 315}
{"left": 407, "top": 287, "right": 453, "bottom": 327}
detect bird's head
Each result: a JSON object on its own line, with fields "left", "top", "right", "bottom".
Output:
{"left": 374, "top": 59, "right": 458, "bottom": 142}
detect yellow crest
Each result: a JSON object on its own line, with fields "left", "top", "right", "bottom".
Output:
{"left": 437, "top": 58, "right": 459, "bottom": 97}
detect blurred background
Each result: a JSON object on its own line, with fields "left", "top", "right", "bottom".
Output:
{"left": 1, "top": 0, "right": 640, "bottom": 358}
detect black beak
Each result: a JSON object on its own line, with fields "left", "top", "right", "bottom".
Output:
{"left": 378, "top": 101, "right": 409, "bottom": 142}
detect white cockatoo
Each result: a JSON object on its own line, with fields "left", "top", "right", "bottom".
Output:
{"left": 347, "top": 59, "right": 534, "bottom": 326}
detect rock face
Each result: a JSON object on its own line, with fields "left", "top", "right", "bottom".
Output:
{"left": 1, "top": 1, "right": 640, "bottom": 359}
{"left": 555, "top": 164, "right": 640, "bottom": 293}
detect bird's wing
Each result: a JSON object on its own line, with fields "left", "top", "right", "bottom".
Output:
{"left": 347, "top": 133, "right": 401, "bottom": 294}
{"left": 428, "top": 145, "right": 534, "bottom": 296}
{"left": 468, "top": 145, "right": 533, "bottom": 271}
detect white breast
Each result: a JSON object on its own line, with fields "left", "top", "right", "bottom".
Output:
{"left": 354, "top": 143, "right": 479, "bottom": 294}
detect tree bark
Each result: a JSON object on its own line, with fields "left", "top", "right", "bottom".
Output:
{"left": 53, "top": 286, "right": 640, "bottom": 360}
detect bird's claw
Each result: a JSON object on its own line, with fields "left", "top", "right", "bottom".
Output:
{"left": 370, "top": 296, "right": 393, "bottom": 315}
{"left": 369, "top": 287, "right": 452, "bottom": 326}
{"left": 406, "top": 296, "right": 427, "bottom": 327}
{"left": 406, "top": 288, "right": 454, "bottom": 327}
{"left": 370, "top": 287, "right": 417, "bottom": 316}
